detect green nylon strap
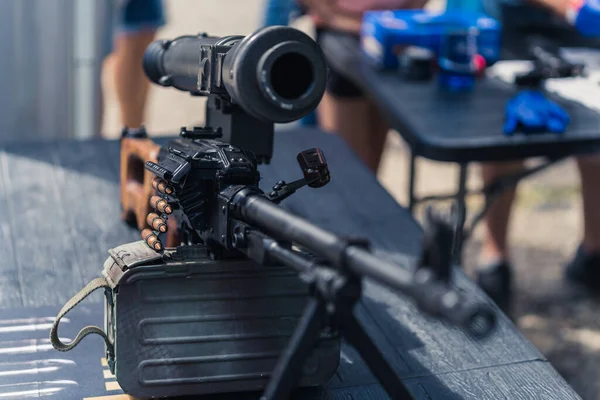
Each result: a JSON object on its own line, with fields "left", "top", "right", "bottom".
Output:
{"left": 49, "top": 277, "right": 114, "bottom": 356}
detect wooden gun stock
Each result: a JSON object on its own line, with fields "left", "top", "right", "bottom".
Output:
{"left": 120, "top": 133, "right": 180, "bottom": 247}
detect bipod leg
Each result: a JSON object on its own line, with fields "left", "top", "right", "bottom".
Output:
{"left": 340, "top": 307, "right": 414, "bottom": 399}
{"left": 261, "top": 297, "right": 326, "bottom": 400}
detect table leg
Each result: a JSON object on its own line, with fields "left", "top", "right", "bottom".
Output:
{"left": 408, "top": 153, "right": 417, "bottom": 214}
{"left": 452, "top": 163, "right": 468, "bottom": 264}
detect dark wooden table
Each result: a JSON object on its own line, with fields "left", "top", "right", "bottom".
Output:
{"left": 0, "top": 128, "right": 580, "bottom": 399}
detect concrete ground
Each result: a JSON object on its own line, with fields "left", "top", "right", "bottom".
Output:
{"left": 101, "top": 1, "right": 600, "bottom": 398}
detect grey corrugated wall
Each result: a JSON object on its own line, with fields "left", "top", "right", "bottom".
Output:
{"left": 0, "top": 0, "right": 110, "bottom": 143}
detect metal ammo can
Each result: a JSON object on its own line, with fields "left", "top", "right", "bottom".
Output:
{"left": 101, "top": 241, "right": 341, "bottom": 398}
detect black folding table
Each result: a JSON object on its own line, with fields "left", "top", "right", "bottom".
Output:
{"left": 319, "top": 31, "right": 600, "bottom": 263}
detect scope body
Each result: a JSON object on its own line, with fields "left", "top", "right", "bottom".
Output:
{"left": 143, "top": 26, "right": 328, "bottom": 124}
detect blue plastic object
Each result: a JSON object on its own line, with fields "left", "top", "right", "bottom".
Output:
{"left": 572, "top": 0, "right": 600, "bottom": 37}
{"left": 438, "top": 71, "right": 477, "bottom": 92}
{"left": 503, "top": 90, "right": 570, "bottom": 135}
{"left": 445, "top": 0, "right": 484, "bottom": 12}
{"left": 438, "top": 28, "right": 480, "bottom": 91}
{"left": 360, "top": 10, "right": 502, "bottom": 70}
{"left": 262, "top": 0, "right": 295, "bottom": 26}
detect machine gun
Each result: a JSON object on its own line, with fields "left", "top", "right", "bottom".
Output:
{"left": 50, "top": 26, "right": 496, "bottom": 399}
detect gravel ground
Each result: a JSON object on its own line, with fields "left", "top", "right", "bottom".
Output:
{"left": 101, "top": 1, "right": 600, "bottom": 398}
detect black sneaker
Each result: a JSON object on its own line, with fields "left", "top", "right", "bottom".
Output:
{"left": 565, "top": 244, "right": 600, "bottom": 291}
{"left": 476, "top": 260, "right": 513, "bottom": 313}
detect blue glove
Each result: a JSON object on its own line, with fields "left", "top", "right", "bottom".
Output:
{"left": 568, "top": 0, "right": 600, "bottom": 37}
{"left": 503, "top": 90, "right": 570, "bottom": 135}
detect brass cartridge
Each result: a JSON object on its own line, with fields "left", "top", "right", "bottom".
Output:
{"left": 147, "top": 213, "right": 168, "bottom": 233}
{"left": 150, "top": 196, "right": 172, "bottom": 214}
{"left": 142, "top": 229, "right": 163, "bottom": 251}
{"left": 152, "top": 177, "right": 174, "bottom": 195}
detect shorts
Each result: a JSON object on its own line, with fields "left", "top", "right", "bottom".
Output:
{"left": 103, "top": 0, "right": 167, "bottom": 58}
{"left": 315, "top": 28, "right": 364, "bottom": 98}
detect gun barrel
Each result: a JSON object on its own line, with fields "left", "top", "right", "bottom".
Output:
{"left": 238, "top": 193, "right": 413, "bottom": 287}
{"left": 344, "top": 246, "right": 496, "bottom": 338}
{"left": 237, "top": 192, "right": 496, "bottom": 337}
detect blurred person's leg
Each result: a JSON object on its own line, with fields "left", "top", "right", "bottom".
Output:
{"left": 478, "top": 155, "right": 600, "bottom": 302}
{"left": 318, "top": 91, "right": 388, "bottom": 173}
{"left": 99, "top": 1, "right": 117, "bottom": 137}
{"left": 565, "top": 154, "right": 600, "bottom": 288}
{"left": 263, "top": 0, "right": 294, "bottom": 26}
{"left": 577, "top": 155, "right": 600, "bottom": 253}
{"left": 480, "top": 162, "right": 524, "bottom": 262}
{"left": 113, "top": 0, "right": 166, "bottom": 130}
{"left": 476, "top": 161, "right": 524, "bottom": 311}
{"left": 315, "top": 30, "right": 388, "bottom": 173}
{"left": 368, "top": 98, "right": 391, "bottom": 171}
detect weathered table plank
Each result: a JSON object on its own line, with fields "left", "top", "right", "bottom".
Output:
{"left": 1, "top": 143, "right": 86, "bottom": 307}
{"left": 52, "top": 139, "right": 137, "bottom": 282}
{"left": 0, "top": 128, "right": 580, "bottom": 399}
{"left": 0, "top": 152, "right": 21, "bottom": 307}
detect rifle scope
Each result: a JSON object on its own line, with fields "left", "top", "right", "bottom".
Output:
{"left": 143, "top": 26, "right": 328, "bottom": 123}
